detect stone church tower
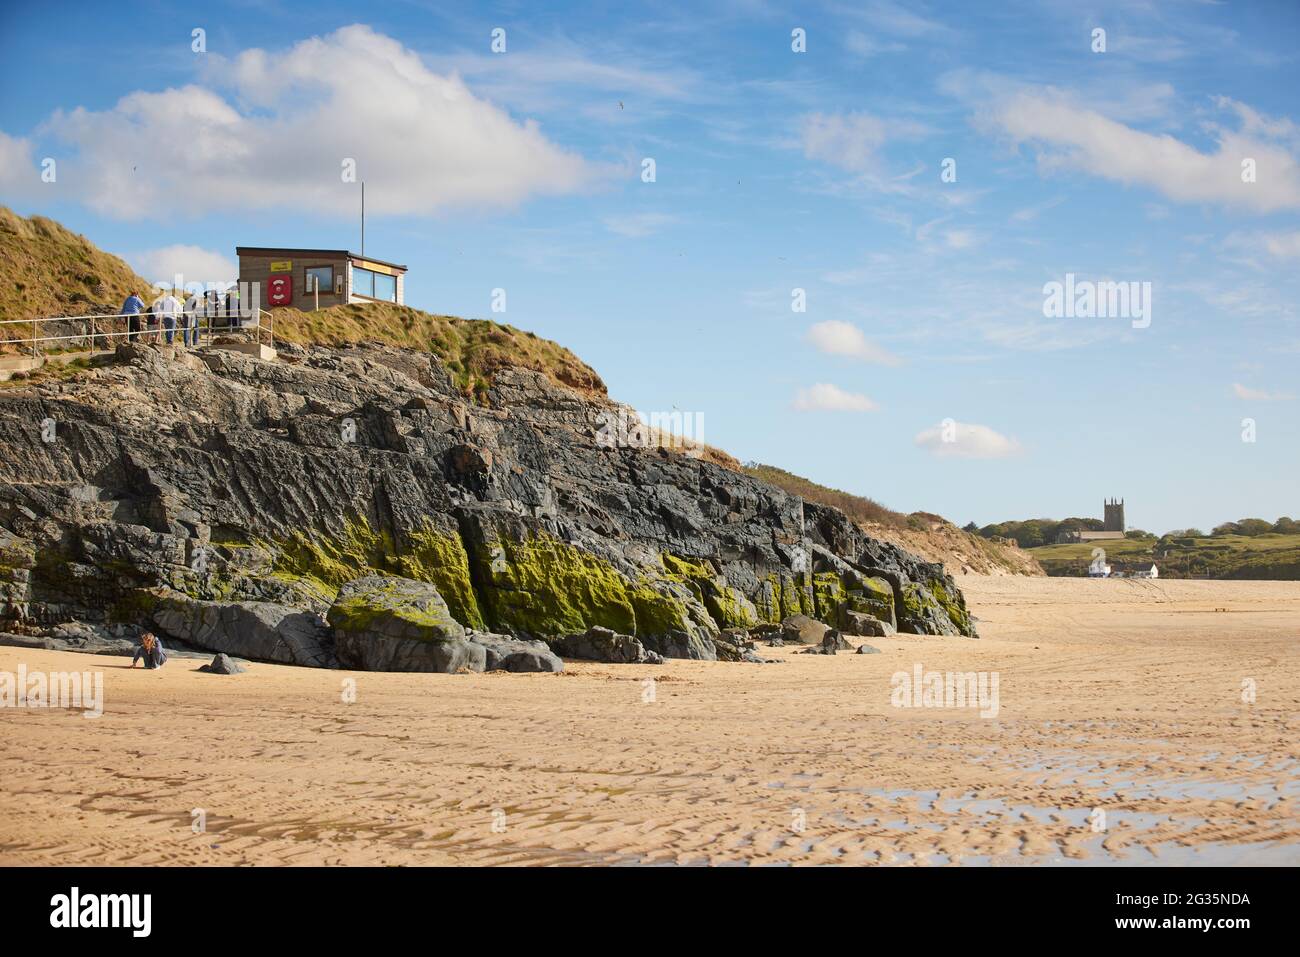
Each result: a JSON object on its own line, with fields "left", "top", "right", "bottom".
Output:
{"left": 1103, "top": 498, "right": 1126, "bottom": 532}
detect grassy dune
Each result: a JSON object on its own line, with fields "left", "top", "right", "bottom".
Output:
{"left": 0, "top": 206, "right": 153, "bottom": 321}
{"left": 269, "top": 302, "right": 607, "bottom": 400}
{"left": 743, "top": 463, "right": 1042, "bottom": 575}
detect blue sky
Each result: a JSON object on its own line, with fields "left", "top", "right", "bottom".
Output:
{"left": 2, "top": 0, "right": 1297, "bottom": 533}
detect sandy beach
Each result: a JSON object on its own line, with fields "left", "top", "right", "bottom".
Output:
{"left": 1, "top": 576, "right": 1296, "bottom": 866}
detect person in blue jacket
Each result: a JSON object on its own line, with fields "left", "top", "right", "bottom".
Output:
{"left": 120, "top": 291, "right": 145, "bottom": 342}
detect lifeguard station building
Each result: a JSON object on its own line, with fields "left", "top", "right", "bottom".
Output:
{"left": 236, "top": 247, "right": 408, "bottom": 311}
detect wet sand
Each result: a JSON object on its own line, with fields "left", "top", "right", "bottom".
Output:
{"left": 1, "top": 576, "right": 1297, "bottom": 866}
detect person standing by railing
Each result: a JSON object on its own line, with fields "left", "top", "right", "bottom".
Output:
{"left": 225, "top": 286, "right": 242, "bottom": 329}
{"left": 120, "top": 291, "right": 145, "bottom": 342}
{"left": 182, "top": 288, "right": 203, "bottom": 348}
{"left": 152, "top": 290, "right": 181, "bottom": 345}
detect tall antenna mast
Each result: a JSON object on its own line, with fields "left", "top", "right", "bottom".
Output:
{"left": 361, "top": 181, "right": 365, "bottom": 258}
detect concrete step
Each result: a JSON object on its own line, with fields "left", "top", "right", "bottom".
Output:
{"left": 0, "top": 355, "right": 45, "bottom": 381}
{"left": 209, "top": 341, "right": 276, "bottom": 362}
{"left": 0, "top": 355, "right": 44, "bottom": 372}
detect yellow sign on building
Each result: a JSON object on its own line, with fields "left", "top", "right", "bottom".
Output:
{"left": 269, "top": 261, "right": 293, "bottom": 273}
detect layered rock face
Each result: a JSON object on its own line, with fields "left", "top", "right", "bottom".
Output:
{"left": 0, "top": 340, "right": 974, "bottom": 668}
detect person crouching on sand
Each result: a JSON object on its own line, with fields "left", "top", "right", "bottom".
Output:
{"left": 131, "top": 632, "right": 167, "bottom": 669}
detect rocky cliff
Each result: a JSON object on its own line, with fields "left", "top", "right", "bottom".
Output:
{"left": 0, "top": 335, "right": 975, "bottom": 669}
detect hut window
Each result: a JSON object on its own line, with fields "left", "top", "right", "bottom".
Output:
{"left": 305, "top": 266, "right": 334, "bottom": 293}
{"left": 353, "top": 266, "right": 396, "bottom": 302}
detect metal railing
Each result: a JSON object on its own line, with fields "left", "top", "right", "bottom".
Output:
{"left": 0, "top": 308, "right": 276, "bottom": 358}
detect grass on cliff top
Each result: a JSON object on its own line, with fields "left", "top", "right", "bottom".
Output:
{"left": 0, "top": 206, "right": 153, "bottom": 323}
{"left": 270, "top": 302, "right": 608, "bottom": 399}
{"left": 742, "top": 462, "right": 909, "bottom": 530}
{"left": 739, "top": 462, "right": 1040, "bottom": 575}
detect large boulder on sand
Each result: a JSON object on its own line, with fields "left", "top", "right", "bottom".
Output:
{"left": 844, "top": 611, "right": 895, "bottom": 638}
{"left": 199, "top": 653, "right": 246, "bottom": 674}
{"left": 822, "top": 629, "right": 853, "bottom": 652}
{"left": 553, "top": 625, "right": 663, "bottom": 664}
{"left": 325, "top": 576, "right": 564, "bottom": 673}
{"left": 639, "top": 629, "right": 717, "bottom": 661}
{"left": 781, "top": 614, "right": 831, "bottom": 645}
{"left": 469, "top": 630, "right": 563, "bottom": 673}
{"left": 328, "top": 575, "right": 483, "bottom": 673}
{"left": 153, "top": 594, "right": 337, "bottom": 668}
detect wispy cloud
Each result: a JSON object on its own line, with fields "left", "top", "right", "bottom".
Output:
{"left": 1222, "top": 230, "right": 1300, "bottom": 262}
{"left": 838, "top": 0, "right": 956, "bottom": 39}
{"left": 1233, "top": 383, "right": 1295, "bottom": 401}
{"left": 975, "top": 88, "right": 1300, "bottom": 213}
{"left": 915, "top": 420, "right": 1022, "bottom": 458}
{"left": 943, "top": 229, "right": 978, "bottom": 250}
{"left": 806, "top": 320, "right": 901, "bottom": 365}
{"left": 792, "top": 383, "right": 878, "bottom": 412}
{"left": 602, "top": 212, "right": 679, "bottom": 237}
{"left": 844, "top": 32, "right": 907, "bottom": 58}
{"left": 1010, "top": 195, "right": 1065, "bottom": 223}
{"left": 800, "top": 111, "right": 928, "bottom": 174}
{"left": 426, "top": 39, "right": 702, "bottom": 119}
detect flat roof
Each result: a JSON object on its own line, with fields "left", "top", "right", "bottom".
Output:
{"left": 236, "top": 246, "right": 408, "bottom": 272}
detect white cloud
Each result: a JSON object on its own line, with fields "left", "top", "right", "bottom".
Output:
{"left": 792, "top": 383, "right": 878, "bottom": 412}
{"left": 801, "top": 112, "right": 926, "bottom": 174}
{"left": 128, "top": 245, "right": 238, "bottom": 286}
{"left": 1232, "top": 383, "right": 1294, "bottom": 401}
{"left": 806, "top": 320, "right": 901, "bottom": 365}
{"left": 980, "top": 89, "right": 1300, "bottom": 213}
{"left": 914, "top": 420, "right": 1021, "bottom": 458}
{"left": 802, "top": 113, "right": 889, "bottom": 173}
{"left": 11, "top": 25, "right": 600, "bottom": 220}
{"left": 842, "top": 1, "right": 953, "bottom": 39}
{"left": 939, "top": 69, "right": 1177, "bottom": 125}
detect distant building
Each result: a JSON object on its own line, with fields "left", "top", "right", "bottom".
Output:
{"left": 1059, "top": 498, "right": 1127, "bottom": 543}
{"left": 236, "top": 247, "right": 408, "bottom": 311}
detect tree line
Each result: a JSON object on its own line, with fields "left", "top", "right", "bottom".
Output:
{"left": 963, "top": 516, "right": 1299, "bottom": 549}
